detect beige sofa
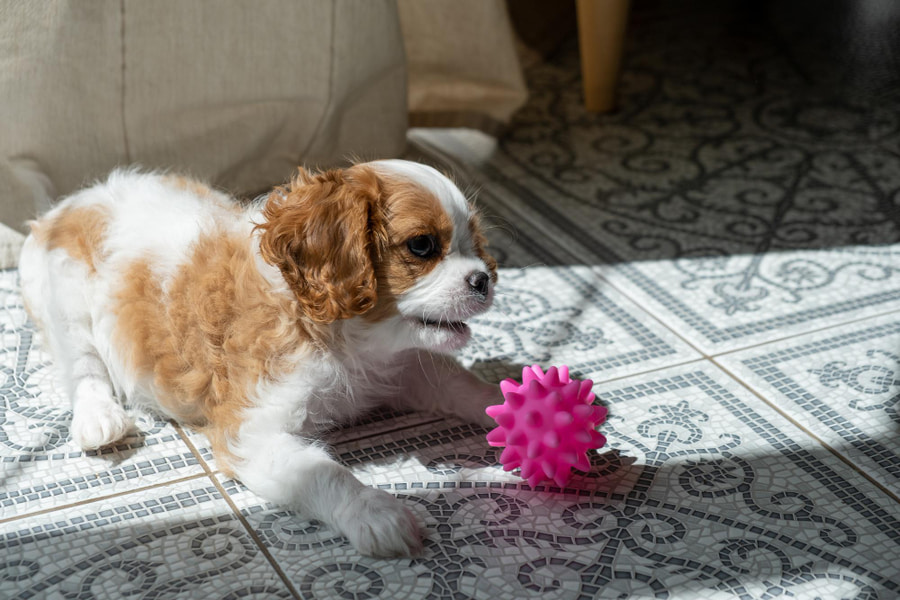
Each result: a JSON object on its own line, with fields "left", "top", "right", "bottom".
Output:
{"left": 0, "top": 0, "right": 406, "bottom": 230}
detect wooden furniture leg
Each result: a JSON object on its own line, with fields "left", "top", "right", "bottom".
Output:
{"left": 576, "top": 0, "right": 631, "bottom": 112}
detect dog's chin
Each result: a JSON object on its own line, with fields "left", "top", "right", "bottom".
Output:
{"left": 404, "top": 316, "right": 473, "bottom": 352}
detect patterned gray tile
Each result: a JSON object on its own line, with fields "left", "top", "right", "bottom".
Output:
{"left": 410, "top": 9, "right": 900, "bottom": 354}
{"left": 599, "top": 246, "right": 900, "bottom": 353}
{"left": 719, "top": 312, "right": 900, "bottom": 496}
{"left": 414, "top": 130, "right": 900, "bottom": 355}
{"left": 217, "top": 363, "right": 900, "bottom": 599}
{"left": 0, "top": 271, "right": 204, "bottom": 519}
{"left": 0, "top": 477, "right": 294, "bottom": 599}
{"left": 5, "top": 2, "right": 900, "bottom": 596}
{"left": 459, "top": 266, "right": 700, "bottom": 383}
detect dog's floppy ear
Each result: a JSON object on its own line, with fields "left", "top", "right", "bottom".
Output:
{"left": 257, "top": 166, "right": 388, "bottom": 323}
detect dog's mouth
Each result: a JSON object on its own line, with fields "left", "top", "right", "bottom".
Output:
{"left": 416, "top": 317, "right": 470, "bottom": 334}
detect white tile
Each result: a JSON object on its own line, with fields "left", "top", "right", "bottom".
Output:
{"left": 460, "top": 266, "right": 701, "bottom": 383}
{"left": 0, "top": 477, "right": 293, "bottom": 599}
{"left": 719, "top": 312, "right": 900, "bottom": 495}
{"left": 215, "top": 363, "right": 900, "bottom": 598}
{"left": 600, "top": 247, "right": 900, "bottom": 354}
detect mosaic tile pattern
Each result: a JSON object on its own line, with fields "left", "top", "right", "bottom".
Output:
{"left": 409, "top": 6, "right": 900, "bottom": 354}
{"left": 0, "top": 478, "right": 293, "bottom": 599}
{"left": 459, "top": 266, "right": 699, "bottom": 381}
{"left": 719, "top": 313, "right": 900, "bottom": 496}
{"left": 3, "top": 1, "right": 900, "bottom": 598}
{"left": 220, "top": 363, "right": 900, "bottom": 599}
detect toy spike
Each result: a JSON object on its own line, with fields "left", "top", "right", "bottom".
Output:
{"left": 495, "top": 412, "right": 515, "bottom": 429}
{"left": 579, "top": 380, "right": 594, "bottom": 402}
{"left": 545, "top": 365, "right": 559, "bottom": 384}
{"left": 500, "top": 447, "right": 521, "bottom": 470}
{"left": 522, "top": 366, "right": 541, "bottom": 385}
{"left": 486, "top": 428, "right": 506, "bottom": 446}
{"left": 505, "top": 391, "right": 526, "bottom": 410}
{"left": 485, "top": 364, "right": 608, "bottom": 488}
{"left": 554, "top": 411, "right": 574, "bottom": 427}
{"left": 499, "top": 379, "right": 520, "bottom": 396}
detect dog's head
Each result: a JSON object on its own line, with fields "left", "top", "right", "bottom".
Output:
{"left": 257, "top": 159, "right": 497, "bottom": 352}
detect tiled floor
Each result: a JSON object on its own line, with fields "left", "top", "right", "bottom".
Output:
{"left": 3, "top": 1, "right": 900, "bottom": 598}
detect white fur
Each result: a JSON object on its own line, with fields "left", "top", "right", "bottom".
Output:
{"left": 18, "top": 161, "right": 499, "bottom": 558}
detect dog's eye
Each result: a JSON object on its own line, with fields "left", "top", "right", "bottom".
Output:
{"left": 407, "top": 234, "right": 439, "bottom": 259}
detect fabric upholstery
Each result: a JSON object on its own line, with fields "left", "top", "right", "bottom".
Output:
{"left": 0, "top": 0, "right": 407, "bottom": 235}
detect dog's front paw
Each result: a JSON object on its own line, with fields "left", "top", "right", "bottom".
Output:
{"left": 335, "top": 488, "right": 423, "bottom": 558}
{"left": 70, "top": 399, "right": 133, "bottom": 450}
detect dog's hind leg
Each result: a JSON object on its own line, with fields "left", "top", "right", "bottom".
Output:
{"left": 43, "top": 299, "right": 132, "bottom": 450}
{"left": 66, "top": 342, "right": 133, "bottom": 450}
{"left": 20, "top": 233, "right": 132, "bottom": 450}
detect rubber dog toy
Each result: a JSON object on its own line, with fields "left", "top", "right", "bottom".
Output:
{"left": 486, "top": 365, "right": 607, "bottom": 488}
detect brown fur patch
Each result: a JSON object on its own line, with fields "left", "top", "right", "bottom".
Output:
{"left": 364, "top": 177, "right": 455, "bottom": 322}
{"left": 35, "top": 204, "right": 110, "bottom": 274}
{"left": 256, "top": 166, "right": 389, "bottom": 323}
{"left": 160, "top": 174, "right": 217, "bottom": 198}
{"left": 113, "top": 233, "right": 316, "bottom": 476}
{"left": 110, "top": 164, "right": 494, "bottom": 475}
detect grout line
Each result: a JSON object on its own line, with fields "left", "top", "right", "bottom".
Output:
{"left": 711, "top": 306, "right": 900, "bottom": 359}
{"left": 710, "top": 357, "right": 900, "bottom": 506}
{"left": 589, "top": 268, "right": 711, "bottom": 356}
{"left": 209, "top": 475, "right": 303, "bottom": 600}
{"left": 173, "top": 422, "right": 214, "bottom": 474}
{"left": 0, "top": 472, "right": 211, "bottom": 527}
{"left": 584, "top": 356, "right": 708, "bottom": 389}
{"left": 330, "top": 417, "right": 446, "bottom": 447}
{"left": 170, "top": 422, "right": 293, "bottom": 592}
{"left": 590, "top": 275, "right": 900, "bottom": 364}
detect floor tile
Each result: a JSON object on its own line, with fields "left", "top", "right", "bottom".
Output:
{"left": 599, "top": 246, "right": 900, "bottom": 354}
{"left": 719, "top": 312, "right": 900, "bottom": 496}
{"left": 216, "top": 362, "right": 900, "bottom": 599}
{"left": 0, "top": 477, "right": 294, "bottom": 599}
{"left": 458, "top": 265, "right": 701, "bottom": 383}
{"left": 414, "top": 131, "right": 900, "bottom": 356}
{"left": 0, "top": 272, "right": 204, "bottom": 519}
{"left": 409, "top": 5, "right": 900, "bottom": 356}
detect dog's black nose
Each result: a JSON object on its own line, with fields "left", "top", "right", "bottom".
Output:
{"left": 467, "top": 271, "right": 490, "bottom": 298}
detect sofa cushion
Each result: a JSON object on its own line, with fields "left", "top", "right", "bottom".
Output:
{"left": 0, "top": 0, "right": 407, "bottom": 234}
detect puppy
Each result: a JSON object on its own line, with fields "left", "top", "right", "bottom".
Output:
{"left": 18, "top": 160, "right": 499, "bottom": 557}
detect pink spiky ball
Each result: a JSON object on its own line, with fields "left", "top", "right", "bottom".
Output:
{"left": 485, "top": 365, "right": 607, "bottom": 488}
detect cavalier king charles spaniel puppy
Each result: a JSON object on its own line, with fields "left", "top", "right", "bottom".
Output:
{"left": 18, "top": 160, "right": 499, "bottom": 557}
